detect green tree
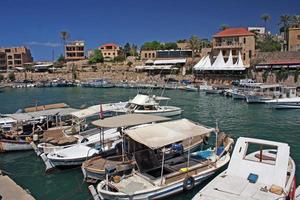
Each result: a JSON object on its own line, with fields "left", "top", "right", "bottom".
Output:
{"left": 291, "top": 15, "right": 300, "bottom": 27}
{"left": 261, "top": 13, "right": 271, "bottom": 23}
{"left": 164, "top": 42, "right": 178, "bottom": 50}
{"left": 57, "top": 54, "right": 65, "bottom": 63}
{"left": 113, "top": 56, "right": 125, "bottom": 63}
{"left": 130, "top": 44, "right": 138, "bottom": 57}
{"left": 124, "top": 43, "right": 131, "bottom": 57}
{"left": 8, "top": 72, "right": 15, "bottom": 81}
{"left": 88, "top": 49, "right": 104, "bottom": 64}
{"left": 256, "top": 35, "right": 281, "bottom": 52}
{"left": 219, "top": 24, "right": 230, "bottom": 31}
{"left": 141, "top": 41, "right": 162, "bottom": 50}
{"left": 0, "top": 74, "right": 4, "bottom": 82}
{"left": 189, "top": 35, "right": 201, "bottom": 59}
{"left": 127, "top": 61, "right": 133, "bottom": 67}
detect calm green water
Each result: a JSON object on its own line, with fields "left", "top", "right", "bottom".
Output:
{"left": 0, "top": 87, "right": 299, "bottom": 200}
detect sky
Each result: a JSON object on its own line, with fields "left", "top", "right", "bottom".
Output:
{"left": 1, "top": 0, "right": 300, "bottom": 61}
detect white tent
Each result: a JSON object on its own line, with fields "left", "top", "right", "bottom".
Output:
{"left": 211, "top": 50, "right": 226, "bottom": 69}
{"left": 225, "top": 50, "right": 233, "bottom": 68}
{"left": 193, "top": 56, "right": 205, "bottom": 70}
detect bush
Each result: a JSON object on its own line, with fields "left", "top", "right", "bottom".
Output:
{"left": 88, "top": 49, "right": 104, "bottom": 64}
{"left": 113, "top": 56, "right": 125, "bottom": 63}
{"left": 8, "top": 72, "right": 15, "bottom": 81}
{"left": 294, "top": 69, "right": 300, "bottom": 83}
{"left": 262, "top": 70, "right": 269, "bottom": 82}
{"left": 276, "top": 68, "right": 289, "bottom": 82}
{"left": 127, "top": 61, "right": 133, "bottom": 67}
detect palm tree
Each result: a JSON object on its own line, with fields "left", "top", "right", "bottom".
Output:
{"left": 261, "top": 13, "right": 271, "bottom": 32}
{"left": 189, "top": 35, "right": 201, "bottom": 59}
{"left": 219, "top": 24, "right": 230, "bottom": 31}
{"left": 291, "top": 15, "right": 300, "bottom": 28}
{"left": 279, "top": 14, "right": 291, "bottom": 51}
{"left": 60, "top": 31, "right": 70, "bottom": 57}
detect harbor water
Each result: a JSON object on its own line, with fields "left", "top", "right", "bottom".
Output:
{"left": 0, "top": 87, "right": 299, "bottom": 200}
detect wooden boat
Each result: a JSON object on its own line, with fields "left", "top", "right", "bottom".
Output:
{"left": 192, "top": 137, "right": 296, "bottom": 200}
{"left": 82, "top": 114, "right": 170, "bottom": 182}
{"left": 296, "top": 186, "right": 300, "bottom": 200}
{"left": 92, "top": 119, "right": 234, "bottom": 199}
{"left": 113, "top": 94, "right": 183, "bottom": 117}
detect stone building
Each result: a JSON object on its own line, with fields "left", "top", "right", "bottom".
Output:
{"left": 99, "top": 43, "right": 120, "bottom": 60}
{"left": 0, "top": 46, "right": 33, "bottom": 70}
{"left": 287, "top": 27, "right": 300, "bottom": 51}
{"left": 65, "top": 41, "right": 85, "bottom": 61}
{"left": 212, "top": 28, "right": 255, "bottom": 67}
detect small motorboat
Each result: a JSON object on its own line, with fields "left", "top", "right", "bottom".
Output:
{"left": 113, "top": 94, "right": 183, "bottom": 117}
{"left": 192, "top": 137, "right": 296, "bottom": 200}
{"left": 266, "top": 97, "right": 300, "bottom": 109}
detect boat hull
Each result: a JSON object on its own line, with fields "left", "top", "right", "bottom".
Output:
{"left": 246, "top": 95, "right": 272, "bottom": 103}
{"left": 0, "top": 139, "right": 32, "bottom": 152}
{"left": 98, "top": 172, "right": 215, "bottom": 200}
{"left": 114, "top": 107, "right": 183, "bottom": 117}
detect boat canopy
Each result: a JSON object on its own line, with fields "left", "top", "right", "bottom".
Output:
{"left": 71, "top": 102, "right": 126, "bottom": 119}
{"left": 91, "top": 114, "right": 169, "bottom": 128}
{"left": 3, "top": 108, "right": 78, "bottom": 122}
{"left": 125, "top": 119, "right": 214, "bottom": 149}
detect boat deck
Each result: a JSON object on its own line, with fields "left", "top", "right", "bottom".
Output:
{"left": 83, "top": 156, "right": 125, "bottom": 173}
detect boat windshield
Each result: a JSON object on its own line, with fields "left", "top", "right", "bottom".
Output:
{"left": 243, "top": 142, "right": 278, "bottom": 165}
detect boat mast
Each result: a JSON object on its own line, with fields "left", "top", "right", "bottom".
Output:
{"left": 160, "top": 147, "right": 166, "bottom": 185}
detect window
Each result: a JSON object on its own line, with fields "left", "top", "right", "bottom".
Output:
{"left": 243, "top": 53, "right": 246, "bottom": 60}
{"left": 249, "top": 50, "right": 252, "bottom": 58}
{"left": 152, "top": 53, "right": 155, "bottom": 58}
{"left": 7, "top": 55, "right": 12, "bottom": 59}
{"left": 5, "top": 49, "right": 11, "bottom": 53}
{"left": 108, "top": 52, "right": 111, "bottom": 55}
{"left": 148, "top": 53, "right": 151, "bottom": 58}
{"left": 297, "top": 35, "right": 300, "bottom": 40}
{"left": 243, "top": 142, "right": 278, "bottom": 165}
{"left": 243, "top": 38, "right": 246, "bottom": 44}
{"left": 113, "top": 53, "right": 115, "bottom": 56}
{"left": 145, "top": 53, "right": 147, "bottom": 58}
{"left": 14, "top": 54, "right": 21, "bottom": 59}
{"left": 222, "top": 50, "right": 226, "bottom": 56}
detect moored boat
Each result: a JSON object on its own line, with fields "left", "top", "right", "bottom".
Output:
{"left": 192, "top": 137, "right": 296, "bottom": 200}
{"left": 266, "top": 97, "right": 300, "bottom": 109}
{"left": 92, "top": 119, "right": 234, "bottom": 199}
{"left": 113, "top": 94, "right": 183, "bottom": 117}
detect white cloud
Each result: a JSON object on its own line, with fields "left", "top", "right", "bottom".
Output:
{"left": 25, "top": 41, "right": 61, "bottom": 47}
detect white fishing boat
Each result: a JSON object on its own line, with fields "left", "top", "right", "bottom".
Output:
{"left": 40, "top": 128, "right": 121, "bottom": 172}
{"left": 245, "top": 84, "right": 282, "bottom": 103}
{"left": 113, "top": 94, "right": 183, "bottom": 117}
{"left": 185, "top": 85, "right": 198, "bottom": 92}
{"left": 36, "top": 128, "right": 106, "bottom": 155}
{"left": 82, "top": 114, "right": 169, "bottom": 183}
{"left": 265, "top": 87, "right": 300, "bottom": 109}
{"left": 231, "top": 88, "right": 246, "bottom": 100}
{"left": 91, "top": 119, "right": 234, "bottom": 200}
{"left": 266, "top": 97, "right": 300, "bottom": 109}
{"left": 192, "top": 137, "right": 296, "bottom": 200}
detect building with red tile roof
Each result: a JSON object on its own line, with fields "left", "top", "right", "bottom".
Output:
{"left": 212, "top": 27, "right": 256, "bottom": 67}
{"left": 99, "top": 43, "right": 120, "bottom": 60}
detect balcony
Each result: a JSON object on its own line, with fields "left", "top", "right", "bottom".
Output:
{"left": 213, "top": 42, "right": 242, "bottom": 49}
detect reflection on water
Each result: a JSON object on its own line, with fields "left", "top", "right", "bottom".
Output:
{"left": 0, "top": 87, "right": 299, "bottom": 200}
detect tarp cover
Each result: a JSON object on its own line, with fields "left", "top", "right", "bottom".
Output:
{"left": 125, "top": 119, "right": 214, "bottom": 149}
{"left": 92, "top": 114, "right": 169, "bottom": 128}
{"left": 71, "top": 102, "right": 127, "bottom": 119}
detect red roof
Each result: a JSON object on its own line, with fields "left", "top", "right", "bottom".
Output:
{"left": 100, "top": 43, "right": 118, "bottom": 48}
{"left": 214, "top": 28, "right": 255, "bottom": 37}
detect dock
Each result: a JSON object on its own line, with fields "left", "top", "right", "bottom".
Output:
{"left": 0, "top": 172, "right": 35, "bottom": 200}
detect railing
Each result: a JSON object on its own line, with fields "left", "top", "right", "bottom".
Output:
{"left": 214, "top": 42, "right": 242, "bottom": 48}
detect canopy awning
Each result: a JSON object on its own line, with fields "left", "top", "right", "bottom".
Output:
{"left": 3, "top": 108, "right": 78, "bottom": 122}
{"left": 71, "top": 102, "right": 127, "bottom": 119}
{"left": 92, "top": 114, "right": 169, "bottom": 128}
{"left": 125, "top": 119, "right": 214, "bottom": 149}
